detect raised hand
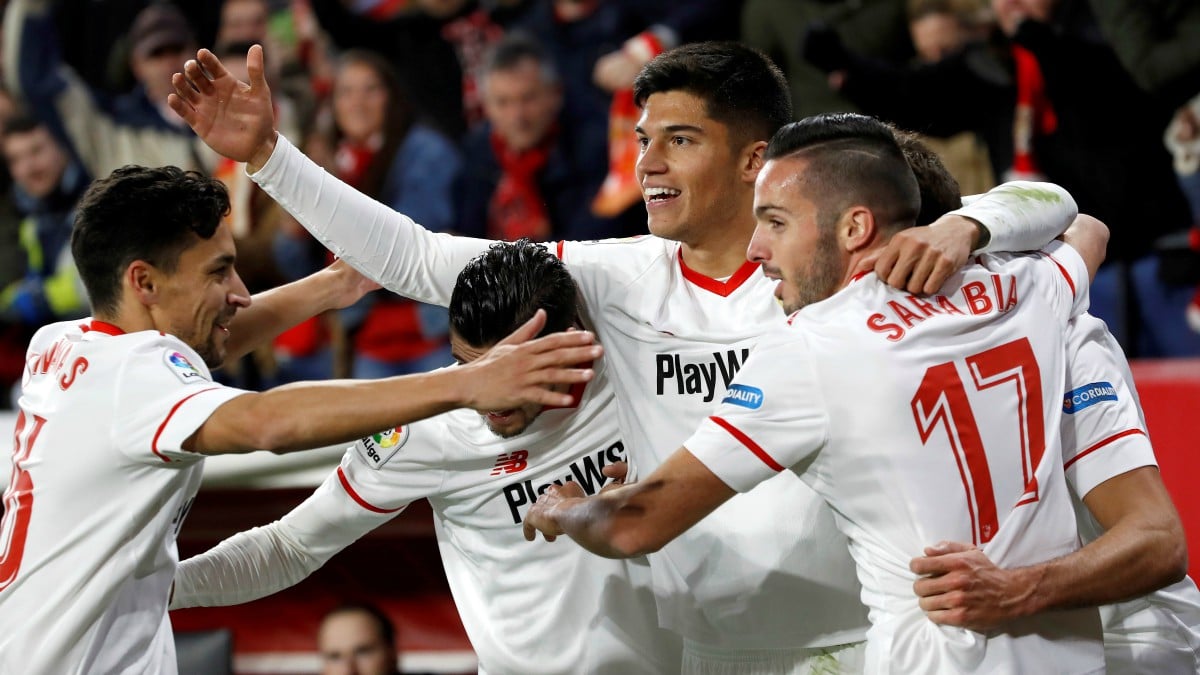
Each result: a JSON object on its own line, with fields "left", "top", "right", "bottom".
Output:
{"left": 461, "top": 310, "right": 603, "bottom": 412}
{"left": 167, "top": 45, "right": 278, "bottom": 170}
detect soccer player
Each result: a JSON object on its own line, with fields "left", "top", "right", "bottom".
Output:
{"left": 169, "top": 43, "right": 1080, "bottom": 671}
{"left": 0, "top": 167, "right": 601, "bottom": 674}
{"left": 897, "top": 134, "right": 1200, "bottom": 673}
{"left": 170, "top": 241, "right": 681, "bottom": 674}
{"left": 523, "top": 113, "right": 1123, "bottom": 672}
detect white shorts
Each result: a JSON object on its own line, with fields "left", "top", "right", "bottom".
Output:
{"left": 681, "top": 639, "right": 866, "bottom": 675}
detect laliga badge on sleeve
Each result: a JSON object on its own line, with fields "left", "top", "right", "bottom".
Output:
{"left": 164, "top": 350, "right": 205, "bottom": 384}
{"left": 356, "top": 426, "right": 411, "bottom": 469}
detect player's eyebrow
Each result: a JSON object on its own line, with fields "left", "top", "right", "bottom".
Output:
{"left": 754, "top": 204, "right": 788, "bottom": 217}
{"left": 207, "top": 253, "right": 236, "bottom": 270}
{"left": 634, "top": 123, "right": 705, "bottom": 136}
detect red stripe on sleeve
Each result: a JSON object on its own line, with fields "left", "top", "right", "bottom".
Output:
{"left": 556, "top": 240, "right": 565, "bottom": 260}
{"left": 1063, "top": 429, "right": 1147, "bottom": 471}
{"left": 710, "top": 416, "right": 784, "bottom": 472}
{"left": 152, "top": 387, "right": 222, "bottom": 462}
{"left": 1041, "top": 251, "right": 1077, "bottom": 299}
{"left": 337, "top": 466, "right": 404, "bottom": 514}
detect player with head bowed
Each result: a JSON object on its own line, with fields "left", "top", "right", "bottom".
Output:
{"left": 170, "top": 42, "right": 1082, "bottom": 672}
{"left": 0, "top": 167, "right": 601, "bottom": 674}
{"left": 171, "top": 240, "right": 682, "bottom": 675}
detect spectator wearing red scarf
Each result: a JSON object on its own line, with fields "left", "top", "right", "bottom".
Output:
{"left": 275, "top": 49, "right": 461, "bottom": 380}
{"left": 456, "top": 34, "right": 642, "bottom": 242}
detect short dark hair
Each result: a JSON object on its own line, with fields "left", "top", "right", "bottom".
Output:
{"left": 322, "top": 602, "right": 396, "bottom": 649}
{"left": 71, "top": 165, "right": 230, "bottom": 315}
{"left": 633, "top": 42, "right": 791, "bottom": 146}
{"left": 892, "top": 129, "right": 962, "bottom": 226}
{"left": 482, "top": 33, "right": 558, "bottom": 83}
{"left": 1, "top": 113, "right": 43, "bottom": 140}
{"left": 449, "top": 239, "right": 579, "bottom": 347}
{"left": 765, "top": 113, "right": 921, "bottom": 233}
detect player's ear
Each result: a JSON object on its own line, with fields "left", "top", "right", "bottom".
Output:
{"left": 127, "top": 260, "right": 160, "bottom": 305}
{"left": 740, "top": 140, "right": 768, "bottom": 183}
{"left": 840, "top": 206, "right": 876, "bottom": 253}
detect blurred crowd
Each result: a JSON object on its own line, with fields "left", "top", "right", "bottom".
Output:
{"left": 0, "top": 0, "right": 1197, "bottom": 407}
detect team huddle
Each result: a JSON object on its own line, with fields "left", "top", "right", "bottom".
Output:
{"left": 1, "top": 39, "right": 1197, "bottom": 675}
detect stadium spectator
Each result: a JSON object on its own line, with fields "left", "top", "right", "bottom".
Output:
{"left": 0, "top": 114, "right": 89, "bottom": 405}
{"left": 4, "top": 0, "right": 217, "bottom": 176}
{"left": 277, "top": 49, "right": 461, "bottom": 381}
{"left": 317, "top": 604, "right": 400, "bottom": 675}
{"left": 457, "top": 35, "right": 638, "bottom": 241}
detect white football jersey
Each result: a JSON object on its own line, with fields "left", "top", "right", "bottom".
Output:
{"left": 1062, "top": 314, "right": 1200, "bottom": 673}
{"left": 174, "top": 364, "right": 681, "bottom": 675}
{"left": 686, "top": 242, "right": 1105, "bottom": 674}
{"left": 250, "top": 134, "right": 1076, "bottom": 650}
{"left": 0, "top": 319, "right": 247, "bottom": 674}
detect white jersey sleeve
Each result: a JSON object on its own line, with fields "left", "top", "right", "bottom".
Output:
{"left": 953, "top": 181, "right": 1078, "bottom": 253}
{"left": 1061, "top": 314, "right": 1155, "bottom": 498}
{"left": 110, "top": 335, "right": 249, "bottom": 464}
{"left": 684, "top": 324, "right": 829, "bottom": 493}
{"left": 172, "top": 420, "right": 447, "bottom": 608}
{"left": 250, "top": 133, "right": 492, "bottom": 305}
{"left": 1039, "top": 239, "right": 1092, "bottom": 321}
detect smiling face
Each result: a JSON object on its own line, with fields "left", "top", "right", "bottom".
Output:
{"left": 149, "top": 222, "right": 250, "bottom": 367}
{"left": 635, "top": 91, "right": 755, "bottom": 245}
{"left": 333, "top": 60, "right": 390, "bottom": 146}
{"left": 747, "top": 157, "right": 847, "bottom": 315}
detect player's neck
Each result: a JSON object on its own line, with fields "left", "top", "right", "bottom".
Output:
{"left": 679, "top": 220, "right": 756, "bottom": 279}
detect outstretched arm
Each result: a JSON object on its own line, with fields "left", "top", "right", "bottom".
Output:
{"left": 221, "top": 259, "right": 379, "bottom": 366}
{"left": 865, "top": 181, "right": 1078, "bottom": 294}
{"left": 169, "top": 46, "right": 491, "bottom": 306}
{"left": 522, "top": 447, "right": 734, "bottom": 558}
{"left": 189, "top": 311, "right": 601, "bottom": 455}
{"left": 172, "top": 467, "right": 395, "bottom": 608}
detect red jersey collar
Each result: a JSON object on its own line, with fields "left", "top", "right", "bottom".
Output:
{"left": 677, "top": 251, "right": 760, "bottom": 297}
{"left": 84, "top": 320, "right": 126, "bottom": 336}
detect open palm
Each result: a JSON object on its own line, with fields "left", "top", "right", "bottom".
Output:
{"left": 168, "top": 46, "right": 277, "bottom": 166}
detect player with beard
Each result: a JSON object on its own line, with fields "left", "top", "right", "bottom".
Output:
{"left": 170, "top": 43, "right": 1081, "bottom": 672}
{"left": 0, "top": 168, "right": 602, "bottom": 675}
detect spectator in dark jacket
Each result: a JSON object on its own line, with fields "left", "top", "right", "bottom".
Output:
{"left": 456, "top": 35, "right": 642, "bottom": 242}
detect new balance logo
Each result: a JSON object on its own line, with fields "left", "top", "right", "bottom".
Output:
{"left": 491, "top": 450, "right": 529, "bottom": 476}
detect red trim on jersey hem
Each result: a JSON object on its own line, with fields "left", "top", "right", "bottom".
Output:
{"left": 338, "top": 466, "right": 404, "bottom": 514}
{"left": 1040, "top": 251, "right": 1077, "bottom": 299}
{"left": 850, "top": 271, "right": 871, "bottom": 283}
{"left": 710, "top": 415, "right": 784, "bottom": 472}
{"left": 678, "top": 252, "right": 760, "bottom": 297}
{"left": 1063, "top": 428, "right": 1147, "bottom": 471}
{"left": 152, "top": 387, "right": 222, "bottom": 462}
{"left": 85, "top": 320, "right": 125, "bottom": 336}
